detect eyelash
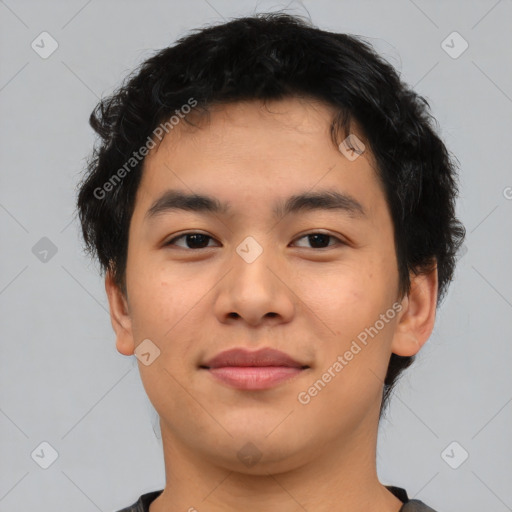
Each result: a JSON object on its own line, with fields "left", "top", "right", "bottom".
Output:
{"left": 164, "top": 231, "right": 345, "bottom": 250}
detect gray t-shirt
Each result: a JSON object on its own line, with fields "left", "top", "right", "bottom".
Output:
{"left": 115, "top": 486, "right": 438, "bottom": 511}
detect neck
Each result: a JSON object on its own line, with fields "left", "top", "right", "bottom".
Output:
{"left": 149, "top": 411, "right": 403, "bottom": 512}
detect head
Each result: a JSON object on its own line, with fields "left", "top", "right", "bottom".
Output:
{"left": 76, "top": 13, "right": 465, "bottom": 468}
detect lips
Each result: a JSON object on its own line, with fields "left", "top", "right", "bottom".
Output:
{"left": 200, "top": 347, "right": 309, "bottom": 370}
{"left": 200, "top": 348, "right": 310, "bottom": 390}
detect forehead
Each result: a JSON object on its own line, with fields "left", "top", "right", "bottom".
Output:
{"left": 134, "top": 98, "right": 383, "bottom": 218}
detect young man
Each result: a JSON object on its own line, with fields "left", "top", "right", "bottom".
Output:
{"left": 76, "top": 12, "right": 465, "bottom": 512}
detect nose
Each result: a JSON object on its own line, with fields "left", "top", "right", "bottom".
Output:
{"left": 213, "top": 241, "right": 295, "bottom": 327}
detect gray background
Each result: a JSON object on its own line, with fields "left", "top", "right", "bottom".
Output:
{"left": 1, "top": 0, "right": 511, "bottom": 510}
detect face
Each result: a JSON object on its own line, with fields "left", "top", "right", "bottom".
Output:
{"left": 109, "top": 97, "right": 417, "bottom": 473}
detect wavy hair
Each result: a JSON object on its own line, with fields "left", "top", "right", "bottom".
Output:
{"left": 76, "top": 12, "right": 466, "bottom": 418}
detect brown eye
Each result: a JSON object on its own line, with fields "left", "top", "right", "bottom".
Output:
{"left": 293, "top": 232, "right": 344, "bottom": 249}
{"left": 165, "top": 233, "right": 218, "bottom": 249}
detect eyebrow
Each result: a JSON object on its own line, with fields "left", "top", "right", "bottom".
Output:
{"left": 144, "top": 188, "right": 367, "bottom": 222}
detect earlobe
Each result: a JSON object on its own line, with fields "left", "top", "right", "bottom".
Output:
{"left": 104, "top": 270, "right": 135, "bottom": 356}
{"left": 391, "top": 267, "right": 438, "bottom": 357}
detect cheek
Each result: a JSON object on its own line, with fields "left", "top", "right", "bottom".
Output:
{"left": 126, "top": 267, "right": 186, "bottom": 341}
{"left": 298, "top": 263, "right": 378, "bottom": 328}
{"left": 130, "top": 270, "right": 213, "bottom": 367}
{"left": 298, "top": 257, "right": 397, "bottom": 360}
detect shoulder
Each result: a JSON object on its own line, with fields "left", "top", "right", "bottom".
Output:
{"left": 400, "top": 499, "right": 438, "bottom": 511}
{"left": 386, "top": 485, "right": 438, "bottom": 512}
{"left": 114, "top": 489, "right": 163, "bottom": 512}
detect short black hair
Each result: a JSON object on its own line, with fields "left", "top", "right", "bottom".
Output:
{"left": 76, "top": 12, "right": 466, "bottom": 418}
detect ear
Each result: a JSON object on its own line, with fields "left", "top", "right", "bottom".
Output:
{"left": 391, "top": 265, "right": 438, "bottom": 357}
{"left": 105, "top": 269, "right": 135, "bottom": 356}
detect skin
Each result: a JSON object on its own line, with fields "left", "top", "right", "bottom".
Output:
{"left": 105, "top": 97, "right": 437, "bottom": 512}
